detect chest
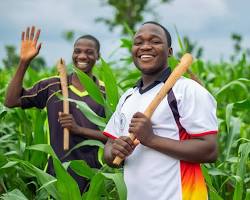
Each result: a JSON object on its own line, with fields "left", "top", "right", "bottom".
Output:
{"left": 118, "top": 85, "right": 179, "bottom": 136}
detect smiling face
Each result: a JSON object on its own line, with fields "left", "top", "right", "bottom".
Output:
{"left": 72, "top": 38, "right": 99, "bottom": 75}
{"left": 132, "top": 23, "right": 172, "bottom": 75}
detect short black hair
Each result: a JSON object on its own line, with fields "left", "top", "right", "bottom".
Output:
{"left": 142, "top": 21, "right": 172, "bottom": 47}
{"left": 74, "top": 35, "right": 100, "bottom": 53}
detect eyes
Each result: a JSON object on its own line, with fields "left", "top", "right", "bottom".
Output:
{"left": 73, "top": 48, "right": 96, "bottom": 56}
{"left": 133, "top": 38, "right": 162, "bottom": 46}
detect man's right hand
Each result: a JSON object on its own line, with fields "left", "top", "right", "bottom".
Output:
{"left": 111, "top": 136, "right": 137, "bottom": 160}
{"left": 20, "top": 26, "right": 42, "bottom": 63}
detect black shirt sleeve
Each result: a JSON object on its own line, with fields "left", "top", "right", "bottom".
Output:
{"left": 20, "top": 78, "right": 60, "bottom": 109}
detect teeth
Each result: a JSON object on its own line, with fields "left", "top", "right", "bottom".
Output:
{"left": 78, "top": 62, "right": 88, "bottom": 67}
{"left": 141, "top": 55, "right": 153, "bottom": 58}
{"left": 140, "top": 55, "right": 154, "bottom": 60}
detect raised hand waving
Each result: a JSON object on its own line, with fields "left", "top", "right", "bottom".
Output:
{"left": 20, "top": 26, "right": 42, "bottom": 62}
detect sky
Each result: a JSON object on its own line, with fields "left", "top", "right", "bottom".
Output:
{"left": 0, "top": 0, "right": 249, "bottom": 67}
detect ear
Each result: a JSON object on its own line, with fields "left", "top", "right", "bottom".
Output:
{"left": 97, "top": 52, "right": 100, "bottom": 60}
{"left": 168, "top": 47, "right": 173, "bottom": 57}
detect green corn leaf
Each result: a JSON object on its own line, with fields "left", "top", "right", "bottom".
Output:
{"left": 70, "top": 160, "right": 96, "bottom": 179}
{"left": 30, "top": 109, "right": 47, "bottom": 168}
{"left": 100, "top": 58, "right": 119, "bottom": 112}
{"left": 102, "top": 172, "right": 127, "bottom": 200}
{"left": 9, "top": 158, "right": 59, "bottom": 199}
{"left": 1, "top": 161, "right": 19, "bottom": 169}
{"left": 84, "top": 172, "right": 105, "bottom": 200}
{"left": 215, "top": 78, "right": 250, "bottom": 98}
{"left": 67, "top": 98, "right": 107, "bottom": 128}
{"left": 201, "top": 165, "right": 224, "bottom": 200}
{"left": 232, "top": 175, "right": 244, "bottom": 200}
{"left": 63, "top": 139, "right": 104, "bottom": 160}
{"left": 74, "top": 67, "right": 105, "bottom": 106}
{"left": 53, "top": 157, "right": 81, "bottom": 200}
{"left": 174, "top": 25, "right": 185, "bottom": 54}
{"left": 0, "top": 189, "right": 28, "bottom": 200}
{"left": 26, "top": 144, "right": 58, "bottom": 159}
{"left": 224, "top": 104, "right": 241, "bottom": 160}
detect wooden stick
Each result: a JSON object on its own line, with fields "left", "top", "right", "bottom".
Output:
{"left": 113, "top": 53, "right": 193, "bottom": 165}
{"left": 56, "top": 58, "right": 69, "bottom": 150}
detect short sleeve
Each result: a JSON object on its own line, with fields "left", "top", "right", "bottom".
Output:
{"left": 103, "top": 111, "right": 119, "bottom": 139}
{"left": 20, "top": 78, "right": 57, "bottom": 109}
{"left": 103, "top": 88, "right": 134, "bottom": 139}
{"left": 178, "top": 79, "right": 218, "bottom": 136}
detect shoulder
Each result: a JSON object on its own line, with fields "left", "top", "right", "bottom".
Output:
{"left": 120, "top": 88, "right": 135, "bottom": 99}
{"left": 32, "top": 75, "right": 60, "bottom": 86}
{"left": 116, "top": 88, "right": 135, "bottom": 106}
{"left": 174, "top": 76, "right": 216, "bottom": 103}
{"left": 174, "top": 76, "right": 208, "bottom": 93}
{"left": 25, "top": 76, "right": 61, "bottom": 92}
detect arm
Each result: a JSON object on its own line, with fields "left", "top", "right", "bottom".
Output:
{"left": 4, "top": 26, "right": 41, "bottom": 108}
{"left": 58, "top": 112, "right": 108, "bottom": 142}
{"left": 129, "top": 112, "right": 218, "bottom": 163}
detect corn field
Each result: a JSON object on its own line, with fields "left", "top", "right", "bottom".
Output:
{"left": 0, "top": 36, "right": 249, "bottom": 200}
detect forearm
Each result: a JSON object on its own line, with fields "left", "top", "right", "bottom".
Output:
{"left": 75, "top": 127, "right": 108, "bottom": 142}
{"left": 145, "top": 134, "right": 217, "bottom": 163}
{"left": 4, "top": 59, "right": 30, "bottom": 107}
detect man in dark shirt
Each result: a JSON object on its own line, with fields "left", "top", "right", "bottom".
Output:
{"left": 4, "top": 26, "right": 107, "bottom": 192}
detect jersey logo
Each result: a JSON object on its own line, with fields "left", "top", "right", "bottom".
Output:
{"left": 114, "top": 112, "right": 127, "bottom": 133}
{"left": 119, "top": 113, "right": 126, "bottom": 133}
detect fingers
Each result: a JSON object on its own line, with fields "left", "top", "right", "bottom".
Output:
{"left": 58, "top": 114, "right": 73, "bottom": 128}
{"left": 30, "top": 26, "right": 35, "bottom": 40}
{"left": 22, "top": 26, "right": 40, "bottom": 43}
{"left": 58, "top": 112, "right": 72, "bottom": 120}
{"left": 37, "top": 43, "right": 42, "bottom": 53}
{"left": 133, "top": 112, "right": 145, "bottom": 118}
{"left": 130, "top": 112, "right": 150, "bottom": 130}
{"left": 25, "top": 27, "right": 30, "bottom": 40}
{"left": 34, "top": 28, "right": 41, "bottom": 45}
{"left": 21, "top": 32, "right": 25, "bottom": 41}
{"left": 112, "top": 136, "right": 135, "bottom": 159}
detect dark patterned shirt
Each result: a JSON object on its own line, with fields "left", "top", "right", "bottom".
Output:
{"left": 20, "top": 73, "right": 105, "bottom": 192}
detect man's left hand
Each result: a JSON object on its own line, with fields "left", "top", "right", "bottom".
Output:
{"left": 128, "top": 112, "right": 155, "bottom": 146}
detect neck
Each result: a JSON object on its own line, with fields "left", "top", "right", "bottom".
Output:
{"left": 141, "top": 67, "right": 167, "bottom": 89}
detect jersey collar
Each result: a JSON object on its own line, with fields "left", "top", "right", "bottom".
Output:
{"left": 135, "top": 67, "right": 171, "bottom": 94}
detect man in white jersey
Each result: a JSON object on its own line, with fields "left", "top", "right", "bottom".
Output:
{"left": 103, "top": 21, "right": 218, "bottom": 200}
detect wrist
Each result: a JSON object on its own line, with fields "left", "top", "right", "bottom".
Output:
{"left": 143, "top": 133, "right": 158, "bottom": 148}
{"left": 19, "top": 59, "right": 31, "bottom": 68}
{"left": 74, "top": 125, "right": 82, "bottom": 134}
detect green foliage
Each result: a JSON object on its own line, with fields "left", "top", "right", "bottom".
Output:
{"left": 2, "top": 46, "right": 19, "bottom": 69}
{"left": 96, "top": 0, "right": 172, "bottom": 34}
{"left": 1, "top": 45, "right": 46, "bottom": 71}
{"left": 0, "top": 30, "right": 249, "bottom": 200}
{"left": 62, "top": 30, "right": 75, "bottom": 42}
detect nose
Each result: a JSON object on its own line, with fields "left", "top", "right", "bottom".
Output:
{"left": 78, "top": 52, "right": 87, "bottom": 60}
{"left": 140, "top": 42, "right": 152, "bottom": 50}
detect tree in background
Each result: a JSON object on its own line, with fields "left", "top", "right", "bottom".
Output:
{"left": 2, "top": 45, "right": 46, "bottom": 71}
{"left": 176, "top": 36, "right": 203, "bottom": 59}
{"left": 2, "top": 46, "right": 19, "bottom": 69}
{"left": 96, "top": 0, "right": 172, "bottom": 34}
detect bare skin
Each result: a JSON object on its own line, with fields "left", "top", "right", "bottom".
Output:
{"left": 104, "top": 23, "right": 217, "bottom": 167}
{"left": 58, "top": 112, "right": 107, "bottom": 142}
{"left": 4, "top": 26, "right": 107, "bottom": 142}
{"left": 4, "top": 26, "right": 41, "bottom": 107}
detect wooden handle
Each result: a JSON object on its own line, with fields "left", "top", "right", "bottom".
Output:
{"left": 113, "top": 53, "right": 193, "bottom": 165}
{"left": 56, "top": 58, "right": 69, "bottom": 150}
